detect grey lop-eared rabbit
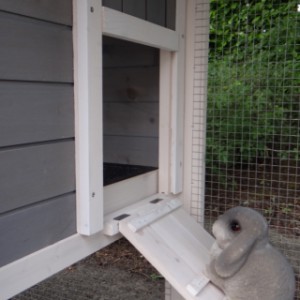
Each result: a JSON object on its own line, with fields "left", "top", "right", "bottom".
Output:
{"left": 206, "top": 206, "right": 295, "bottom": 300}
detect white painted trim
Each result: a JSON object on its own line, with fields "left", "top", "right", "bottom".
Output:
{"left": 159, "top": 1, "right": 187, "bottom": 196}
{"left": 73, "top": 0, "right": 103, "bottom": 235}
{"left": 103, "top": 193, "right": 173, "bottom": 236}
{"left": 0, "top": 232, "right": 121, "bottom": 300}
{"left": 102, "top": 7, "right": 179, "bottom": 51}
{"left": 159, "top": 50, "right": 172, "bottom": 194}
{"left": 170, "top": 0, "right": 186, "bottom": 194}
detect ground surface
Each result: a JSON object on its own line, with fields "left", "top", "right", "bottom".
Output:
{"left": 12, "top": 238, "right": 164, "bottom": 300}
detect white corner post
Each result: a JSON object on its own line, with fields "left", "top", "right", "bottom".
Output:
{"left": 170, "top": 0, "right": 186, "bottom": 195}
{"left": 159, "top": 0, "right": 186, "bottom": 196}
{"left": 73, "top": 0, "right": 103, "bottom": 235}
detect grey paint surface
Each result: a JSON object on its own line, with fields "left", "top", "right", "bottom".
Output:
{"left": 0, "top": 0, "right": 72, "bottom": 25}
{"left": 0, "top": 82, "right": 74, "bottom": 147}
{"left": 0, "top": 11, "right": 73, "bottom": 82}
{"left": 102, "top": 0, "right": 122, "bottom": 11}
{"left": 147, "top": 0, "right": 166, "bottom": 27}
{"left": 123, "top": 0, "right": 146, "bottom": 20}
{"left": 0, "top": 193, "right": 76, "bottom": 267}
{"left": 0, "top": 1, "right": 76, "bottom": 267}
{"left": 0, "top": 141, "right": 75, "bottom": 214}
{"left": 102, "top": 0, "right": 175, "bottom": 28}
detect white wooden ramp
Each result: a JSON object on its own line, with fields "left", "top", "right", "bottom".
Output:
{"left": 104, "top": 194, "right": 225, "bottom": 299}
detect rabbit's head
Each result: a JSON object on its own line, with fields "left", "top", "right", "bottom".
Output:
{"left": 211, "top": 206, "right": 268, "bottom": 278}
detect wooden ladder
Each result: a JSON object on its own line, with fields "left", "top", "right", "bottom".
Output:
{"left": 104, "top": 194, "right": 225, "bottom": 299}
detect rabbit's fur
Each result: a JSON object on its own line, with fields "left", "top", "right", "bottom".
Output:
{"left": 206, "top": 206, "right": 295, "bottom": 300}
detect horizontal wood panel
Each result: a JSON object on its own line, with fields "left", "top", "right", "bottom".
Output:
{"left": 103, "top": 67, "right": 159, "bottom": 103}
{"left": 102, "top": 0, "right": 122, "bottom": 11}
{"left": 0, "top": 0, "right": 72, "bottom": 25}
{"left": 103, "top": 37, "right": 159, "bottom": 68}
{"left": 0, "top": 193, "right": 76, "bottom": 267}
{"left": 103, "top": 103, "right": 158, "bottom": 137}
{"left": 0, "top": 11, "right": 73, "bottom": 82}
{"left": 147, "top": 0, "right": 166, "bottom": 27}
{"left": 104, "top": 136, "right": 158, "bottom": 167}
{"left": 0, "top": 82, "right": 74, "bottom": 147}
{"left": 123, "top": 0, "right": 146, "bottom": 19}
{"left": 0, "top": 141, "right": 75, "bottom": 214}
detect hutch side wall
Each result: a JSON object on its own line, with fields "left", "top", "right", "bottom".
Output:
{"left": 0, "top": 0, "right": 76, "bottom": 267}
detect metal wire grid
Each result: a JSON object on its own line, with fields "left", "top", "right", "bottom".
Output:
{"left": 190, "top": 0, "right": 211, "bottom": 224}
{"left": 196, "top": 0, "right": 300, "bottom": 298}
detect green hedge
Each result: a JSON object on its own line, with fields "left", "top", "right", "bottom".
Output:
{"left": 206, "top": 0, "right": 300, "bottom": 170}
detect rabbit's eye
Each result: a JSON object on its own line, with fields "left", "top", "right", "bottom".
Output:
{"left": 230, "top": 220, "right": 241, "bottom": 232}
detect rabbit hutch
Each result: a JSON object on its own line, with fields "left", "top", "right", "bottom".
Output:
{"left": 1, "top": 0, "right": 299, "bottom": 299}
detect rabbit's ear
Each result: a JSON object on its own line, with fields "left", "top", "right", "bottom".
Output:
{"left": 214, "top": 230, "right": 257, "bottom": 278}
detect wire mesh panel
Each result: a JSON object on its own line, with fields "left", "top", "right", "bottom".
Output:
{"left": 190, "top": 0, "right": 210, "bottom": 224}
{"left": 204, "top": 0, "right": 300, "bottom": 298}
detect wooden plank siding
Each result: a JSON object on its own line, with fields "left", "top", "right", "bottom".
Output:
{"left": 0, "top": 2, "right": 75, "bottom": 267}
{"left": 104, "top": 102, "right": 158, "bottom": 137}
{"left": 103, "top": 37, "right": 159, "bottom": 68}
{"left": 102, "top": 0, "right": 176, "bottom": 29}
{"left": 104, "top": 136, "right": 158, "bottom": 167}
{"left": 0, "top": 82, "right": 74, "bottom": 147}
{"left": 0, "top": 11, "right": 73, "bottom": 83}
{"left": 0, "top": 193, "right": 76, "bottom": 267}
{"left": 103, "top": 37, "right": 159, "bottom": 167}
{"left": 0, "top": 141, "right": 75, "bottom": 214}
{"left": 0, "top": 0, "right": 72, "bottom": 25}
{"left": 123, "top": 0, "right": 146, "bottom": 20}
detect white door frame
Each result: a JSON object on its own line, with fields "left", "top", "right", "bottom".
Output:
{"left": 75, "top": 0, "right": 187, "bottom": 235}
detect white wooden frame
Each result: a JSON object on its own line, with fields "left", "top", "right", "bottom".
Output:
{"left": 74, "top": 0, "right": 187, "bottom": 234}
{"left": 74, "top": 0, "right": 103, "bottom": 235}
{"left": 102, "top": 7, "right": 179, "bottom": 51}
{"left": 170, "top": 0, "right": 186, "bottom": 194}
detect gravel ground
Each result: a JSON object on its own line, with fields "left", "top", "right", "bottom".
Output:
{"left": 12, "top": 239, "right": 165, "bottom": 300}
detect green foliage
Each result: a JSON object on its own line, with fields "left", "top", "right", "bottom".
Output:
{"left": 209, "top": 0, "right": 299, "bottom": 62}
{"left": 206, "top": 0, "right": 300, "bottom": 171}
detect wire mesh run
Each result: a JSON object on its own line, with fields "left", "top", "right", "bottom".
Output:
{"left": 203, "top": 0, "right": 300, "bottom": 298}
